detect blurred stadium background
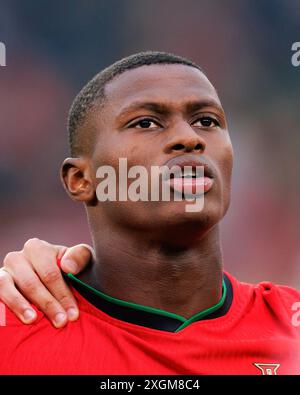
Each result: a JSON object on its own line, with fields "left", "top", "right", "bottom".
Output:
{"left": 0, "top": 0, "right": 299, "bottom": 287}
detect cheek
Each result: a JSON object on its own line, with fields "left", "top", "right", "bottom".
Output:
{"left": 212, "top": 133, "right": 233, "bottom": 180}
{"left": 217, "top": 141, "right": 233, "bottom": 213}
{"left": 93, "top": 132, "right": 146, "bottom": 168}
{"left": 208, "top": 135, "right": 233, "bottom": 208}
{"left": 221, "top": 144, "right": 233, "bottom": 182}
{"left": 90, "top": 135, "right": 152, "bottom": 200}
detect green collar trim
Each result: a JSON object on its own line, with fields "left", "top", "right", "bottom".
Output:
{"left": 68, "top": 273, "right": 227, "bottom": 332}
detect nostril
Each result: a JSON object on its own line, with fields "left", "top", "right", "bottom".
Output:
{"left": 194, "top": 143, "right": 202, "bottom": 151}
{"left": 172, "top": 144, "right": 185, "bottom": 151}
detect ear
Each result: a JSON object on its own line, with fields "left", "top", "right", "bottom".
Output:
{"left": 61, "top": 157, "right": 96, "bottom": 203}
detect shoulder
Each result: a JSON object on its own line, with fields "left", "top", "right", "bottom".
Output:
{"left": 250, "top": 278, "right": 299, "bottom": 310}
{"left": 226, "top": 272, "right": 300, "bottom": 328}
{"left": 255, "top": 281, "right": 300, "bottom": 326}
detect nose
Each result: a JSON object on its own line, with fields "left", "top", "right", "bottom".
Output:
{"left": 163, "top": 121, "right": 206, "bottom": 154}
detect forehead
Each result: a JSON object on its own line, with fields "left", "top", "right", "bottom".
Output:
{"left": 104, "top": 64, "right": 221, "bottom": 111}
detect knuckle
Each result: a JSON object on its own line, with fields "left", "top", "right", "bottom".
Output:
{"left": 3, "top": 251, "right": 22, "bottom": 268}
{"left": 23, "top": 238, "right": 55, "bottom": 259}
{"left": 7, "top": 294, "right": 23, "bottom": 309}
{"left": 40, "top": 268, "right": 61, "bottom": 284}
{"left": 58, "top": 293, "right": 73, "bottom": 307}
{"left": 42, "top": 299, "right": 57, "bottom": 314}
{"left": 23, "top": 238, "right": 42, "bottom": 252}
{"left": 22, "top": 277, "right": 38, "bottom": 293}
{"left": 0, "top": 269, "right": 11, "bottom": 287}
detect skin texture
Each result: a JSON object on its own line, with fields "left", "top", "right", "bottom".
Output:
{"left": 61, "top": 64, "right": 233, "bottom": 318}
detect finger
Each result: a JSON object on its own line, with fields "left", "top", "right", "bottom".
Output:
{"left": 0, "top": 268, "right": 37, "bottom": 324}
{"left": 23, "top": 238, "right": 67, "bottom": 263}
{"left": 60, "top": 244, "right": 93, "bottom": 275}
{"left": 5, "top": 253, "right": 68, "bottom": 328}
{"left": 23, "top": 239, "right": 79, "bottom": 322}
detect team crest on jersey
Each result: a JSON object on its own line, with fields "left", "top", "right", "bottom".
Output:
{"left": 253, "top": 363, "right": 280, "bottom": 375}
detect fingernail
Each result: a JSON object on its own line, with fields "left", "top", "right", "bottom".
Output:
{"left": 54, "top": 312, "right": 67, "bottom": 327}
{"left": 62, "top": 259, "right": 78, "bottom": 274}
{"left": 67, "top": 308, "right": 79, "bottom": 321}
{"left": 23, "top": 309, "right": 36, "bottom": 323}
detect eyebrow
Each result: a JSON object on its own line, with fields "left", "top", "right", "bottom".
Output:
{"left": 117, "top": 102, "right": 171, "bottom": 119}
{"left": 116, "top": 99, "right": 225, "bottom": 120}
{"left": 185, "top": 100, "right": 224, "bottom": 114}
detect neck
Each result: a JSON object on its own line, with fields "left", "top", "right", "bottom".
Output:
{"left": 79, "top": 221, "right": 223, "bottom": 319}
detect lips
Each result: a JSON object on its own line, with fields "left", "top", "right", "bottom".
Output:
{"left": 162, "top": 155, "right": 215, "bottom": 196}
{"left": 168, "top": 176, "right": 214, "bottom": 195}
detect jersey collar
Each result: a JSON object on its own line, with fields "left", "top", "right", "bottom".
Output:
{"left": 66, "top": 272, "right": 233, "bottom": 332}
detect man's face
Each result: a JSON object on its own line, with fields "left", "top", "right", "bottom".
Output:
{"left": 89, "top": 64, "right": 233, "bottom": 240}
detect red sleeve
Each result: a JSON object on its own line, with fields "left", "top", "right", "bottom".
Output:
{"left": 276, "top": 284, "right": 300, "bottom": 328}
{"left": 257, "top": 281, "right": 300, "bottom": 330}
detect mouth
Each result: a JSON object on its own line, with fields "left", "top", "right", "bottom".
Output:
{"left": 162, "top": 155, "right": 215, "bottom": 196}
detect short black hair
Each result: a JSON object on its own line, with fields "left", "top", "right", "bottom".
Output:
{"left": 68, "top": 51, "right": 204, "bottom": 156}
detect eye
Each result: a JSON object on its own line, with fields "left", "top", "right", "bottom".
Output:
{"left": 193, "top": 116, "right": 220, "bottom": 128}
{"left": 130, "top": 118, "right": 160, "bottom": 129}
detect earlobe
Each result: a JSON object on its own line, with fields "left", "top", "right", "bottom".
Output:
{"left": 61, "top": 158, "right": 96, "bottom": 203}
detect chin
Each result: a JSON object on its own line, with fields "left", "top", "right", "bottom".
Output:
{"left": 167, "top": 200, "right": 222, "bottom": 224}
{"left": 103, "top": 194, "right": 227, "bottom": 240}
{"left": 143, "top": 199, "right": 223, "bottom": 241}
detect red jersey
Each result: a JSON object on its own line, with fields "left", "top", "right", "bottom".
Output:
{"left": 0, "top": 272, "right": 299, "bottom": 375}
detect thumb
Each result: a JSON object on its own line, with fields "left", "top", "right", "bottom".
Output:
{"left": 60, "top": 244, "right": 94, "bottom": 275}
